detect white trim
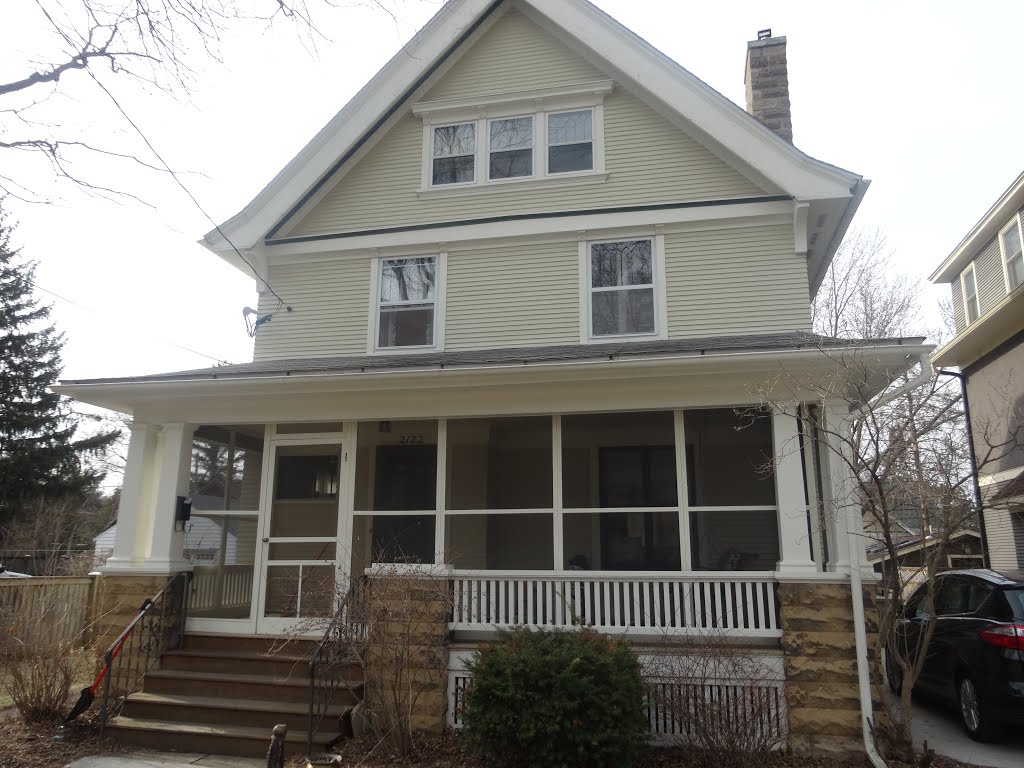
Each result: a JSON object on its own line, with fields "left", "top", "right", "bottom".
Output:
{"left": 997, "top": 213, "right": 1024, "bottom": 293}
{"left": 412, "top": 80, "right": 614, "bottom": 118}
{"left": 417, "top": 171, "right": 608, "bottom": 199}
{"left": 552, "top": 415, "right": 564, "bottom": 570}
{"left": 267, "top": 201, "right": 792, "bottom": 258}
{"left": 960, "top": 261, "right": 980, "bottom": 325}
{"left": 582, "top": 235, "right": 667, "bottom": 343}
{"left": 368, "top": 252, "right": 447, "bottom": 353}
{"left": 978, "top": 467, "right": 1024, "bottom": 487}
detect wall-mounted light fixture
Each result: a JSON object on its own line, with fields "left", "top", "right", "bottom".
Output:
{"left": 174, "top": 496, "right": 193, "bottom": 533}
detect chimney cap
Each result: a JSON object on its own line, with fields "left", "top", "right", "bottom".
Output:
{"left": 757, "top": 28, "right": 772, "bottom": 40}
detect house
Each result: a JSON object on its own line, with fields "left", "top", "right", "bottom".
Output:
{"left": 56, "top": 0, "right": 932, "bottom": 757}
{"left": 929, "top": 170, "right": 1024, "bottom": 570}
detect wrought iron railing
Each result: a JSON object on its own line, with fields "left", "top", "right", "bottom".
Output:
{"left": 306, "top": 583, "right": 365, "bottom": 757}
{"left": 99, "top": 571, "right": 191, "bottom": 737}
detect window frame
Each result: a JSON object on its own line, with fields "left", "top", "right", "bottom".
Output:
{"left": 998, "top": 214, "right": 1024, "bottom": 293}
{"left": 367, "top": 252, "right": 447, "bottom": 354}
{"left": 429, "top": 121, "right": 478, "bottom": 187}
{"left": 416, "top": 83, "right": 610, "bottom": 192}
{"left": 579, "top": 234, "right": 668, "bottom": 343}
{"left": 545, "top": 108, "right": 596, "bottom": 177}
{"left": 960, "top": 262, "right": 980, "bottom": 325}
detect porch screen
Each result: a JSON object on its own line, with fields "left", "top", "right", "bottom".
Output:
{"left": 186, "top": 424, "right": 264, "bottom": 620}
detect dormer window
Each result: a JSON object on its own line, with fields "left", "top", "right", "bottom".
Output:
{"left": 961, "top": 263, "right": 979, "bottom": 324}
{"left": 432, "top": 123, "right": 476, "bottom": 185}
{"left": 1000, "top": 215, "right": 1024, "bottom": 291}
{"left": 414, "top": 81, "right": 611, "bottom": 192}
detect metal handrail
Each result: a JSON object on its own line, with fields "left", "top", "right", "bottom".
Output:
{"left": 306, "top": 582, "right": 365, "bottom": 757}
{"left": 99, "top": 571, "right": 191, "bottom": 737}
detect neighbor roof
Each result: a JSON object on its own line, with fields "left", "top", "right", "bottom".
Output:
{"left": 202, "top": 0, "right": 865, "bottom": 283}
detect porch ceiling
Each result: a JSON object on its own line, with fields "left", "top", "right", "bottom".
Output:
{"left": 56, "top": 333, "right": 932, "bottom": 421}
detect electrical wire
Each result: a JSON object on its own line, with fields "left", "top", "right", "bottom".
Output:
{"left": 35, "top": 283, "right": 230, "bottom": 365}
{"left": 85, "top": 70, "right": 292, "bottom": 320}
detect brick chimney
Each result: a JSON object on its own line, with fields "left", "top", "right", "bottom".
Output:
{"left": 744, "top": 29, "right": 793, "bottom": 142}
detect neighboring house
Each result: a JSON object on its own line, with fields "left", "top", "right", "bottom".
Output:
{"left": 57, "top": 0, "right": 932, "bottom": 757}
{"left": 930, "top": 170, "right": 1024, "bottom": 571}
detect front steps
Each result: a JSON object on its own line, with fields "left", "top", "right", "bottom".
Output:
{"left": 105, "top": 634, "right": 363, "bottom": 757}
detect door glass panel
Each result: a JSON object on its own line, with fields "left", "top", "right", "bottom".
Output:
{"left": 264, "top": 564, "right": 335, "bottom": 618}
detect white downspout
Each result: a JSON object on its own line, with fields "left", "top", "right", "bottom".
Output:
{"left": 848, "top": 504, "right": 887, "bottom": 768}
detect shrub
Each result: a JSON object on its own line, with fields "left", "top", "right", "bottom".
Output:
{"left": 461, "top": 627, "right": 649, "bottom": 768}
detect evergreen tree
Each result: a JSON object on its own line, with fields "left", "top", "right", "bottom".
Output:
{"left": 0, "top": 203, "right": 117, "bottom": 526}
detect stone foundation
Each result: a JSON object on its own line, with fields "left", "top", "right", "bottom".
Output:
{"left": 779, "top": 580, "right": 878, "bottom": 755}
{"left": 92, "top": 573, "right": 178, "bottom": 660}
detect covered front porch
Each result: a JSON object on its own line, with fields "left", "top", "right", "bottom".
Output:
{"left": 57, "top": 340, "right": 910, "bottom": 639}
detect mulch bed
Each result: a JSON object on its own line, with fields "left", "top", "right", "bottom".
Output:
{"left": 300, "top": 732, "right": 987, "bottom": 768}
{"left": 0, "top": 712, "right": 131, "bottom": 768}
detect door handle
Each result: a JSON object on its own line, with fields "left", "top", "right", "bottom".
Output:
{"left": 262, "top": 537, "right": 270, "bottom": 544}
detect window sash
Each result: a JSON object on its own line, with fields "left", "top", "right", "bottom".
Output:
{"left": 588, "top": 239, "right": 657, "bottom": 337}
{"left": 1001, "top": 218, "right": 1024, "bottom": 290}
{"left": 377, "top": 257, "right": 437, "bottom": 349}
{"left": 547, "top": 110, "right": 593, "bottom": 147}
{"left": 962, "top": 266, "right": 979, "bottom": 323}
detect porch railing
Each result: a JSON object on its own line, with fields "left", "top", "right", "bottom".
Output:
{"left": 449, "top": 571, "right": 780, "bottom": 637}
{"left": 189, "top": 564, "right": 254, "bottom": 616}
{"left": 99, "top": 571, "right": 191, "bottom": 736}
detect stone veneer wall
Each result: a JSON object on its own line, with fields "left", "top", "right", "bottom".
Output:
{"left": 779, "top": 580, "right": 879, "bottom": 754}
{"left": 93, "top": 573, "right": 175, "bottom": 657}
{"left": 365, "top": 572, "right": 451, "bottom": 733}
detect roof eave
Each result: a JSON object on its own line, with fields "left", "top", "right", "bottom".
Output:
{"left": 930, "top": 169, "right": 1024, "bottom": 284}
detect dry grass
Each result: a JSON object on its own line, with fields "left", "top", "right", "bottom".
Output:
{"left": 0, "top": 711, "right": 131, "bottom": 768}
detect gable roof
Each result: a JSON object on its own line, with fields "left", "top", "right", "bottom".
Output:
{"left": 203, "top": 0, "right": 865, "bottom": 289}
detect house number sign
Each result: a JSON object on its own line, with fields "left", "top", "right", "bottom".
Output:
{"left": 399, "top": 434, "right": 425, "bottom": 445}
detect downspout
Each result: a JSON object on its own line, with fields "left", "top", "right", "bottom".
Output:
{"left": 847, "top": 512, "right": 887, "bottom": 768}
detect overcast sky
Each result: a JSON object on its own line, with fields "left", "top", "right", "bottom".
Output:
{"left": 4, "top": 0, "right": 1024, "bottom": 386}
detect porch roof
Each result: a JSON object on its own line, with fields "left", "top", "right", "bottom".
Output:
{"left": 63, "top": 331, "right": 922, "bottom": 385}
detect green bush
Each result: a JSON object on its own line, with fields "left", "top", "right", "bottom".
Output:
{"left": 461, "top": 627, "right": 649, "bottom": 768}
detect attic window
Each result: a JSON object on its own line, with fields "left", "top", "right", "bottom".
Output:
{"left": 432, "top": 123, "right": 475, "bottom": 185}
{"left": 1000, "top": 215, "right": 1024, "bottom": 291}
{"left": 961, "top": 263, "right": 979, "bottom": 324}
{"left": 547, "top": 110, "right": 593, "bottom": 173}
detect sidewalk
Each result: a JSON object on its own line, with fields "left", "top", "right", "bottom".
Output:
{"left": 68, "top": 753, "right": 263, "bottom": 768}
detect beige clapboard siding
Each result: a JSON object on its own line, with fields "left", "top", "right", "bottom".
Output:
{"left": 974, "top": 236, "right": 1005, "bottom": 315}
{"left": 253, "top": 257, "right": 371, "bottom": 361}
{"left": 665, "top": 224, "right": 810, "bottom": 338}
{"left": 983, "top": 505, "right": 1024, "bottom": 570}
{"left": 423, "top": 8, "right": 602, "bottom": 100}
{"left": 288, "top": 14, "right": 768, "bottom": 238}
{"left": 445, "top": 238, "right": 580, "bottom": 350}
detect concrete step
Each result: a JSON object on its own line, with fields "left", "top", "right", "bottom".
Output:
{"left": 106, "top": 716, "right": 339, "bottom": 758}
{"left": 141, "top": 669, "right": 363, "bottom": 704}
{"left": 122, "top": 691, "right": 353, "bottom": 730}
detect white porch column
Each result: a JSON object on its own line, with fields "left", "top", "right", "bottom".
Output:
{"left": 142, "top": 422, "right": 196, "bottom": 573}
{"left": 103, "top": 422, "right": 157, "bottom": 571}
{"left": 819, "top": 403, "right": 855, "bottom": 574}
{"left": 772, "top": 406, "right": 816, "bottom": 575}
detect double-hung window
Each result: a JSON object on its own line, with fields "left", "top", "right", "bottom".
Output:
{"left": 589, "top": 239, "right": 656, "bottom": 337}
{"left": 961, "top": 264, "right": 980, "bottom": 324}
{"left": 1000, "top": 216, "right": 1024, "bottom": 291}
{"left": 377, "top": 257, "right": 437, "bottom": 349}
{"left": 547, "top": 110, "right": 593, "bottom": 174}
{"left": 432, "top": 123, "right": 475, "bottom": 185}
{"left": 489, "top": 116, "right": 533, "bottom": 180}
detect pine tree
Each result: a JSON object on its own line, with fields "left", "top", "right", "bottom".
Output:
{"left": 0, "top": 203, "right": 117, "bottom": 526}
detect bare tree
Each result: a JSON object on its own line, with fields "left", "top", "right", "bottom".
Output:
{"left": 1, "top": 0, "right": 406, "bottom": 201}
{"left": 812, "top": 229, "right": 924, "bottom": 340}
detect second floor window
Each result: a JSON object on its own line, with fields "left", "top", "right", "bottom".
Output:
{"left": 378, "top": 257, "right": 436, "bottom": 348}
{"left": 1001, "top": 217, "right": 1023, "bottom": 291}
{"left": 589, "top": 239, "right": 656, "bottom": 337}
{"left": 962, "top": 264, "right": 979, "bottom": 324}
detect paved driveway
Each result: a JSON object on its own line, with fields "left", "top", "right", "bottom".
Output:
{"left": 912, "top": 698, "right": 1024, "bottom": 768}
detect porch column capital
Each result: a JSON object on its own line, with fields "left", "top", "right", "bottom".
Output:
{"left": 772, "top": 406, "right": 817, "bottom": 576}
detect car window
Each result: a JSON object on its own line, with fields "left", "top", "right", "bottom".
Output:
{"left": 935, "top": 577, "right": 969, "bottom": 616}
{"left": 905, "top": 589, "right": 930, "bottom": 620}
{"left": 965, "top": 579, "right": 991, "bottom": 613}
{"left": 1003, "top": 588, "right": 1024, "bottom": 621}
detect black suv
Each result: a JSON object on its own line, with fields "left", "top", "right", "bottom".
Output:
{"left": 888, "top": 569, "right": 1024, "bottom": 741}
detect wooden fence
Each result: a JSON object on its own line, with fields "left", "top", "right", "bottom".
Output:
{"left": 0, "top": 576, "right": 97, "bottom": 652}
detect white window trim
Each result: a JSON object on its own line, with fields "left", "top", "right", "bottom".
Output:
{"left": 960, "top": 261, "right": 980, "bottom": 325}
{"left": 418, "top": 86, "right": 608, "bottom": 193}
{"left": 997, "top": 213, "right": 1024, "bottom": 293}
{"left": 366, "top": 252, "right": 447, "bottom": 354}
{"left": 578, "top": 233, "right": 668, "bottom": 343}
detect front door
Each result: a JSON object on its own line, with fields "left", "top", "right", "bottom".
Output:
{"left": 255, "top": 440, "right": 346, "bottom": 634}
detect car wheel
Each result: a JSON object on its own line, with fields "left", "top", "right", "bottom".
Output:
{"left": 885, "top": 648, "right": 903, "bottom": 695}
{"left": 958, "top": 675, "right": 1000, "bottom": 742}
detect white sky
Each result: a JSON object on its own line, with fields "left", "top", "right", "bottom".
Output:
{"left": 4, "top": 0, "right": 1024, "bottom": 386}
